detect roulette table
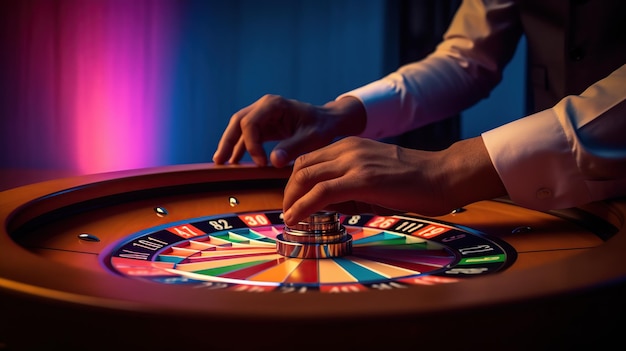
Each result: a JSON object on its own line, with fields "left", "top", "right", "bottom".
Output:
{"left": 1, "top": 164, "right": 625, "bottom": 349}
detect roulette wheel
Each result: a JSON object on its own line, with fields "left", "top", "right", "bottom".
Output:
{"left": 1, "top": 164, "right": 625, "bottom": 349}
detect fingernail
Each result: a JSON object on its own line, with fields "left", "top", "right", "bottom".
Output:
{"left": 274, "top": 149, "right": 288, "bottom": 166}
{"left": 283, "top": 209, "right": 291, "bottom": 225}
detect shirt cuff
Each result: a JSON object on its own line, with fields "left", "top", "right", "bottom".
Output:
{"left": 481, "top": 109, "right": 591, "bottom": 210}
{"left": 337, "top": 79, "right": 407, "bottom": 140}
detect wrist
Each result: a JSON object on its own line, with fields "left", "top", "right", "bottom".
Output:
{"left": 322, "top": 96, "right": 367, "bottom": 137}
{"left": 440, "top": 137, "right": 507, "bottom": 209}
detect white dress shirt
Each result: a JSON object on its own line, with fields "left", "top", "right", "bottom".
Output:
{"left": 340, "top": 0, "right": 626, "bottom": 211}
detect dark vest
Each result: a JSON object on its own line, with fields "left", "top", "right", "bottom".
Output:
{"left": 519, "top": 0, "right": 626, "bottom": 112}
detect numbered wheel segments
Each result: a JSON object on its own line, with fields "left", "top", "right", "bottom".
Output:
{"left": 106, "top": 210, "right": 516, "bottom": 293}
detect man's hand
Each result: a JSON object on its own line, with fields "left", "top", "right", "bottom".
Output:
{"left": 282, "top": 136, "right": 506, "bottom": 226}
{"left": 213, "top": 95, "right": 366, "bottom": 168}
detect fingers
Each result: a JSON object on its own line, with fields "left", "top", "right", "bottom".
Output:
{"left": 281, "top": 137, "right": 407, "bottom": 226}
{"left": 212, "top": 104, "right": 253, "bottom": 164}
{"left": 213, "top": 97, "right": 275, "bottom": 166}
{"left": 270, "top": 128, "right": 332, "bottom": 168}
{"left": 239, "top": 111, "right": 268, "bottom": 166}
{"left": 228, "top": 137, "right": 247, "bottom": 165}
{"left": 270, "top": 148, "right": 290, "bottom": 168}
{"left": 214, "top": 94, "right": 345, "bottom": 168}
{"left": 284, "top": 177, "right": 365, "bottom": 226}
{"left": 214, "top": 94, "right": 304, "bottom": 167}
{"left": 284, "top": 179, "right": 350, "bottom": 226}
{"left": 283, "top": 154, "right": 359, "bottom": 226}
{"left": 269, "top": 139, "right": 320, "bottom": 169}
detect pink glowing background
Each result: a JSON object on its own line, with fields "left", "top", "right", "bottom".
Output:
{"left": 64, "top": 1, "right": 178, "bottom": 172}
{"left": 1, "top": 0, "right": 179, "bottom": 173}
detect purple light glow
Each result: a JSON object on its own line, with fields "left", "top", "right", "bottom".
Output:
{"left": 2, "top": 0, "right": 178, "bottom": 174}
{"left": 66, "top": 0, "right": 179, "bottom": 173}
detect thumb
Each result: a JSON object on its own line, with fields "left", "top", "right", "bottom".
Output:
{"left": 269, "top": 148, "right": 291, "bottom": 168}
{"left": 270, "top": 135, "right": 328, "bottom": 168}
